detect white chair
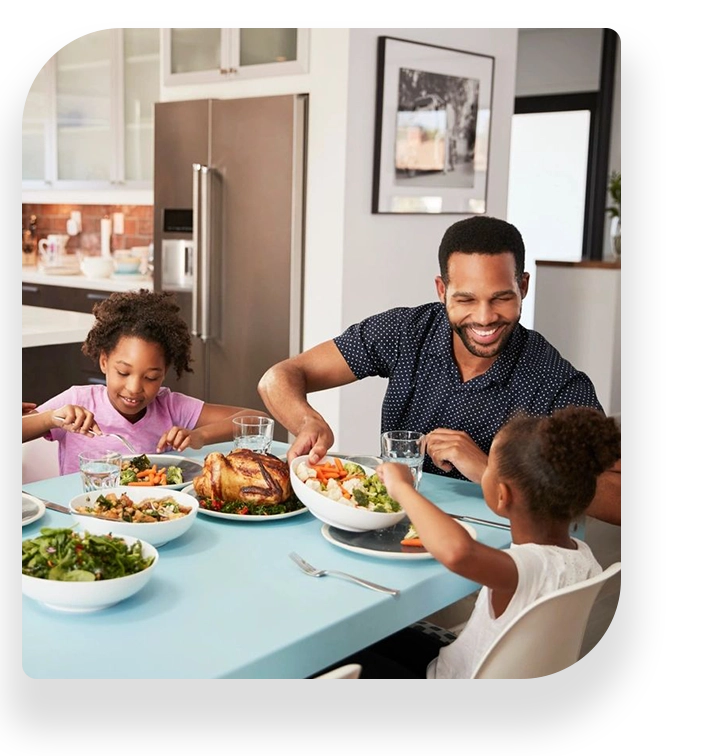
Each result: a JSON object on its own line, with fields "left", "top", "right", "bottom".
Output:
{"left": 471, "top": 562, "right": 621, "bottom": 679}
{"left": 314, "top": 663, "right": 362, "bottom": 680}
{"left": 22, "top": 437, "right": 60, "bottom": 484}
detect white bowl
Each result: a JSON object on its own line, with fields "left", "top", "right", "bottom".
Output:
{"left": 289, "top": 455, "right": 406, "bottom": 532}
{"left": 68, "top": 486, "right": 199, "bottom": 547}
{"left": 80, "top": 256, "right": 114, "bottom": 279}
{"left": 22, "top": 532, "right": 158, "bottom": 613}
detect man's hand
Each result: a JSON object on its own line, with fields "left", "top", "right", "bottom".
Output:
{"left": 287, "top": 417, "right": 335, "bottom": 465}
{"left": 425, "top": 428, "right": 488, "bottom": 483}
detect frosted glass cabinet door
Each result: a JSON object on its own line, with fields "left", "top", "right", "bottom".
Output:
{"left": 169, "top": 28, "right": 225, "bottom": 76}
{"left": 22, "top": 60, "right": 52, "bottom": 182}
{"left": 56, "top": 29, "right": 113, "bottom": 182}
{"left": 162, "top": 28, "right": 309, "bottom": 85}
{"left": 123, "top": 28, "right": 160, "bottom": 182}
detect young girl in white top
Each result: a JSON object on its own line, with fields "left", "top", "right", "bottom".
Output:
{"left": 318, "top": 406, "right": 620, "bottom": 679}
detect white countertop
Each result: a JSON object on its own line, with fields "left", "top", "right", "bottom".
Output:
{"left": 22, "top": 306, "right": 95, "bottom": 348}
{"left": 22, "top": 266, "right": 153, "bottom": 293}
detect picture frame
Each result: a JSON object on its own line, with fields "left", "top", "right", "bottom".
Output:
{"left": 372, "top": 36, "right": 495, "bottom": 215}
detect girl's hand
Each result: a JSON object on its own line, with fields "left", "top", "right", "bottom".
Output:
{"left": 156, "top": 426, "right": 204, "bottom": 453}
{"left": 376, "top": 461, "right": 415, "bottom": 499}
{"left": 54, "top": 405, "right": 97, "bottom": 436}
{"left": 22, "top": 402, "right": 37, "bottom": 415}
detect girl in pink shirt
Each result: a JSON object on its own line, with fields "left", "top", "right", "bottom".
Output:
{"left": 23, "top": 290, "right": 268, "bottom": 475}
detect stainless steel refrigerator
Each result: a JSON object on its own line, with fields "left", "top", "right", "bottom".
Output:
{"left": 153, "top": 95, "right": 307, "bottom": 440}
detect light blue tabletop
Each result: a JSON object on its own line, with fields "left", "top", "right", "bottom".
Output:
{"left": 22, "top": 441, "right": 513, "bottom": 679}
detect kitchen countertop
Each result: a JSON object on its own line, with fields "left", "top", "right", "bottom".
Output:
{"left": 22, "top": 305, "right": 95, "bottom": 348}
{"left": 22, "top": 266, "right": 153, "bottom": 293}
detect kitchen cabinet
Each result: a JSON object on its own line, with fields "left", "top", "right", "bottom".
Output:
{"left": 21, "top": 28, "right": 160, "bottom": 190}
{"left": 161, "top": 28, "right": 309, "bottom": 85}
{"left": 22, "top": 281, "right": 112, "bottom": 313}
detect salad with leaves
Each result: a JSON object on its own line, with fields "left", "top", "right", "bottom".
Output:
{"left": 22, "top": 527, "right": 155, "bottom": 582}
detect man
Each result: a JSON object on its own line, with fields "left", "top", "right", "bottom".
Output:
{"left": 258, "top": 216, "right": 620, "bottom": 524}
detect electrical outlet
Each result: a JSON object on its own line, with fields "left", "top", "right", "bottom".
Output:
{"left": 112, "top": 212, "right": 124, "bottom": 235}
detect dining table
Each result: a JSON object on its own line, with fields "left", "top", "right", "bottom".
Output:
{"left": 22, "top": 440, "right": 514, "bottom": 679}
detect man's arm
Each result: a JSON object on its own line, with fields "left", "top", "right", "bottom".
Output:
{"left": 258, "top": 341, "right": 358, "bottom": 463}
{"left": 585, "top": 460, "right": 621, "bottom": 526}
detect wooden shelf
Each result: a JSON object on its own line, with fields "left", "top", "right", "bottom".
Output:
{"left": 535, "top": 259, "right": 621, "bottom": 270}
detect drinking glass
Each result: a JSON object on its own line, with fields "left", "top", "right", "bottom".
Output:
{"left": 380, "top": 431, "right": 426, "bottom": 490}
{"left": 232, "top": 416, "right": 275, "bottom": 454}
{"left": 78, "top": 450, "right": 122, "bottom": 492}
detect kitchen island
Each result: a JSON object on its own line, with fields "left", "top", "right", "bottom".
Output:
{"left": 22, "top": 306, "right": 95, "bottom": 349}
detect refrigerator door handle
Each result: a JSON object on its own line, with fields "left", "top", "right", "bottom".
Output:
{"left": 191, "top": 163, "right": 202, "bottom": 338}
{"left": 200, "top": 166, "right": 213, "bottom": 342}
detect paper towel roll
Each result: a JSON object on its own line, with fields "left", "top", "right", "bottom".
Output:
{"left": 100, "top": 217, "right": 112, "bottom": 258}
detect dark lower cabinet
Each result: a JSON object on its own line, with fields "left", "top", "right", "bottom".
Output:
{"left": 23, "top": 343, "right": 106, "bottom": 406}
{"left": 22, "top": 282, "right": 112, "bottom": 313}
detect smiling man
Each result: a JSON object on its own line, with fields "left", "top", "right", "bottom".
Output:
{"left": 258, "top": 216, "right": 619, "bottom": 524}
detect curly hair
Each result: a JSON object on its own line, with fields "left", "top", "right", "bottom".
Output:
{"left": 495, "top": 407, "right": 621, "bottom": 522}
{"left": 82, "top": 289, "right": 194, "bottom": 378}
{"left": 438, "top": 216, "right": 525, "bottom": 284}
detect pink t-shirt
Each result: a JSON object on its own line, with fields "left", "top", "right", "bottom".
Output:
{"left": 37, "top": 385, "right": 205, "bottom": 475}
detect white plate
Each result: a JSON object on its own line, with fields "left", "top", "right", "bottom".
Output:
{"left": 119, "top": 454, "right": 203, "bottom": 490}
{"left": 22, "top": 493, "right": 46, "bottom": 527}
{"left": 321, "top": 519, "right": 477, "bottom": 560}
{"left": 183, "top": 484, "right": 308, "bottom": 522}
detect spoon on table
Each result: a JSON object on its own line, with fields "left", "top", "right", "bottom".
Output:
{"left": 52, "top": 415, "right": 137, "bottom": 455}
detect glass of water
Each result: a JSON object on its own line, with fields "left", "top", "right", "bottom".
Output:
{"left": 380, "top": 430, "right": 426, "bottom": 490}
{"left": 232, "top": 415, "right": 275, "bottom": 454}
{"left": 78, "top": 450, "right": 122, "bottom": 492}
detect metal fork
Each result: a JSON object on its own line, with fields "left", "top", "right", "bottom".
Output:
{"left": 288, "top": 552, "right": 400, "bottom": 596}
{"left": 53, "top": 415, "right": 137, "bottom": 454}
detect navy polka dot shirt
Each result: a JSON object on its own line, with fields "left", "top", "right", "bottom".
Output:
{"left": 334, "top": 302, "right": 604, "bottom": 480}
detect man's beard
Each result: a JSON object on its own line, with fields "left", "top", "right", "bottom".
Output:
{"left": 447, "top": 297, "right": 522, "bottom": 359}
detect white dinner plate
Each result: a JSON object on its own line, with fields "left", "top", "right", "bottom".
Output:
{"left": 22, "top": 493, "right": 46, "bottom": 527}
{"left": 182, "top": 484, "right": 308, "bottom": 522}
{"left": 119, "top": 454, "right": 203, "bottom": 490}
{"left": 321, "top": 519, "right": 477, "bottom": 560}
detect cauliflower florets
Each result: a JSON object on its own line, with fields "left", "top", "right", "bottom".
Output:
{"left": 305, "top": 478, "right": 322, "bottom": 492}
{"left": 296, "top": 461, "right": 317, "bottom": 482}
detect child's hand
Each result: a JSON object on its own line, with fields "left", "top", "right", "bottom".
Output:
{"left": 156, "top": 426, "right": 203, "bottom": 453}
{"left": 54, "top": 405, "right": 97, "bottom": 435}
{"left": 376, "top": 461, "right": 415, "bottom": 499}
{"left": 22, "top": 402, "right": 37, "bottom": 415}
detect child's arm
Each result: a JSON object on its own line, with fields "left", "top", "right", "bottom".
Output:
{"left": 156, "top": 404, "right": 270, "bottom": 453}
{"left": 377, "top": 462, "right": 519, "bottom": 597}
{"left": 22, "top": 405, "right": 97, "bottom": 443}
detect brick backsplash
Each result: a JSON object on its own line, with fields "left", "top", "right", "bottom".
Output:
{"left": 22, "top": 204, "right": 153, "bottom": 255}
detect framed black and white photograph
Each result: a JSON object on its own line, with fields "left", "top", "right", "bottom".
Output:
{"left": 372, "top": 36, "right": 495, "bottom": 214}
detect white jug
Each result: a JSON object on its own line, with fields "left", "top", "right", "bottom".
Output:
{"left": 38, "top": 234, "right": 69, "bottom": 266}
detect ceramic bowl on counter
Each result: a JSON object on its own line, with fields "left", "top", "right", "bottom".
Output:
{"left": 80, "top": 255, "right": 114, "bottom": 279}
{"left": 113, "top": 251, "right": 142, "bottom": 275}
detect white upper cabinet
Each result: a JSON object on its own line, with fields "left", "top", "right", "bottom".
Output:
{"left": 22, "top": 28, "right": 159, "bottom": 190}
{"left": 162, "top": 28, "right": 309, "bottom": 85}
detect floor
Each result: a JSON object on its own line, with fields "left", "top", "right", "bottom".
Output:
{"left": 424, "top": 516, "right": 621, "bottom": 659}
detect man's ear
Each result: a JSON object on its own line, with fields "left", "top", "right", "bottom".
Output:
{"left": 435, "top": 276, "right": 446, "bottom": 303}
{"left": 519, "top": 272, "right": 530, "bottom": 300}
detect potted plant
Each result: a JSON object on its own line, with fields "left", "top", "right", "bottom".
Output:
{"left": 607, "top": 170, "right": 621, "bottom": 259}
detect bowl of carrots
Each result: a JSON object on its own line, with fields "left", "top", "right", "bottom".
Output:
{"left": 67, "top": 486, "right": 199, "bottom": 547}
{"left": 289, "top": 455, "right": 407, "bottom": 532}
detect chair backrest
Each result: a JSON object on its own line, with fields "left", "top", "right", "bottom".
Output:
{"left": 471, "top": 562, "right": 621, "bottom": 679}
{"left": 22, "top": 437, "right": 60, "bottom": 484}
{"left": 314, "top": 663, "right": 362, "bottom": 680}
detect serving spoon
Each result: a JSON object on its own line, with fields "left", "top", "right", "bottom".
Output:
{"left": 52, "top": 416, "right": 137, "bottom": 454}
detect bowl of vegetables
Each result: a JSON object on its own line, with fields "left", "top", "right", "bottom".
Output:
{"left": 289, "top": 455, "right": 407, "bottom": 532}
{"left": 22, "top": 527, "right": 158, "bottom": 612}
{"left": 68, "top": 486, "right": 199, "bottom": 547}
{"left": 119, "top": 453, "right": 203, "bottom": 490}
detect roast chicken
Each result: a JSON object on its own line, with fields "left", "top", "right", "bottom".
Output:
{"left": 193, "top": 449, "right": 292, "bottom": 506}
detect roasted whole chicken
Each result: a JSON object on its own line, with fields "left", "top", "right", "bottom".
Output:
{"left": 193, "top": 449, "right": 292, "bottom": 505}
